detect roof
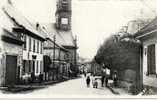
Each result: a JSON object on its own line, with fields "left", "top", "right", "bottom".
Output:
{"left": 2, "top": 4, "right": 46, "bottom": 40}
{"left": 42, "top": 23, "right": 75, "bottom": 47}
{"left": 2, "top": 28, "right": 24, "bottom": 45}
{"left": 45, "top": 38, "right": 70, "bottom": 52}
{"left": 41, "top": 24, "right": 70, "bottom": 52}
{"left": 134, "top": 17, "right": 157, "bottom": 38}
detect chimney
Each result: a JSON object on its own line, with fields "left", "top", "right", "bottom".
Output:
{"left": 36, "top": 22, "right": 39, "bottom": 30}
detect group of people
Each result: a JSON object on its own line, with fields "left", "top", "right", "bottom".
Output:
{"left": 86, "top": 75, "right": 98, "bottom": 88}
{"left": 85, "top": 74, "right": 108, "bottom": 88}
{"left": 85, "top": 66, "right": 118, "bottom": 88}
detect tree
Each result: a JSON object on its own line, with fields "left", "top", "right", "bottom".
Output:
{"left": 95, "top": 34, "right": 141, "bottom": 71}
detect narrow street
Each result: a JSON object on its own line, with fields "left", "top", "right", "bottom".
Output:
{"left": 23, "top": 76, "right": 115, "bottom": 96}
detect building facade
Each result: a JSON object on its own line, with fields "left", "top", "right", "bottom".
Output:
{"left": 3, "top": 3, "right": 46, "bottom": 83}
{"left": 43, "top": 0, "right": 78, "bottom": 76}
{"left": 135, "top": 17, "right": 157, "bottom": 88}
{"left": 0, "top": 3, "right": 23, "bottom": 86}
{"left": 0, "top": 28, "right": 23, "bottom": 86}
{"left": 56, "top": 0, "right": 78, "bottom": 76}
{"left": 43, "top": 37, "right": 70, "bottom": 80}
{"left": 20, "top": 29, "right": 45, "bottom": 82}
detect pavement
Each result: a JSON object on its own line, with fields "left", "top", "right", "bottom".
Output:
{"left": 143, "top": 75, "right": 157, "bottom": 88}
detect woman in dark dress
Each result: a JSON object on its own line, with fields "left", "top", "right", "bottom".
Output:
{"left": 86, "top": 76, "right": 91, "bottom": 87}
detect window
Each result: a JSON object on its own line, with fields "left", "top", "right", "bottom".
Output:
{"left": 40, "top": 43, "right": 43, "bottom": 54}
{"left": 29, "top": 61, "right": 32, "bottom": 72}
{"left": 29, "top": 60, "right": 31, "bottom": 72}
{"left": 61, "top": 18, "right": 68, "bottom": 25}
{"left": 33, "top": 39, "right": 35, "bottom": 52}
{"left": 40, "top": 61, "right": 43, "bottom": 73}
{"left": 31, "top": 37, "right": 34, "bottom": 51}
{"left": 37, "top": 40, "right": 39, "bottom": 53}
{"left": 36, "top": 61, "right": 38, "bottom": 73}
{"left": 38, "top": 61, "right": 40, "bottom": 73}
{"left": 23, "top": 35, "right": 27, "bottom": 50}
{"left": 29, "top": 37, "right": 31, "bottom": 51}
{"left": 23, "top": 60, "right": 26, "bottom": 73}
{"left": 39, "top": 41, "right": 41, "bottom": 53}
{"left": 35, "top": 39, "right": 38, "bottom": 53}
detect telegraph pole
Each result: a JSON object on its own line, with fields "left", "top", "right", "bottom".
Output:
{"left": 53, "top": 35, "right": 56, "bottom": 66}
{"left": 74, "top": 35, "right": 77, "bottom": 76}
{"left": 53, "top": 35, "right": 56, "bottom": 80}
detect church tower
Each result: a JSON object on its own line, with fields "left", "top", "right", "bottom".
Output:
{"left": 55, "top": 0, "right": 71, "bottom": 31}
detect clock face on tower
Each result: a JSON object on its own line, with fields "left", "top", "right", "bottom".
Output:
{"left": 61, "top": 18, "right": 68, "bottom": 25}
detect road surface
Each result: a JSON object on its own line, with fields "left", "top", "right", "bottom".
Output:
{"left": 0, "top": 76, "right": 116, "bottom": 97}
{"left": 25, "top": 76, "right": 115, "bottom": 96}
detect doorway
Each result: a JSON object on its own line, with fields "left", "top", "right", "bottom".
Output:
{"left": 147, "top": 44, "right": 156, "bottom": 75}
{"left": 6, "top": 55, "right": 17, "bottom": 85}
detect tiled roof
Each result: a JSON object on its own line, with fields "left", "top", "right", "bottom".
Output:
{"left": 134, "top": 17, "right": 157, "bottom": 38}
{"left": 42, "top": 23, "right": 75, "bottom": 47}
{"left": 2, "top": 4, "right": 46, "bottom": 40}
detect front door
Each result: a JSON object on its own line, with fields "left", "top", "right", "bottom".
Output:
{"left": 147, "top": 44, "right": 156, "bottom": 75}
{"left": 6, "top": 55, "right": 17, "bottom": 85}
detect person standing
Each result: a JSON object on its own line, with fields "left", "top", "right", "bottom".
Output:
{"left": 84, "top": 72, "right": 86, "bottom": 77}
{"left": 101, "top": 64, "right": 106, "bottom": 87}
{"left": 86, "top": 76, "right": 91, "bottom": 87}
{"left": 105, "top": 67, "right": 110, "bottom": 87}
{"left": 101, "top": 76, "right": 105, "bottom": 87}
{"left": 113, "top": 71, "right": 118, "bottom": 87}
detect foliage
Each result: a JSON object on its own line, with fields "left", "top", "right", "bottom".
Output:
{"left": 95, "top": 34, "right": 141, "bottom": 71}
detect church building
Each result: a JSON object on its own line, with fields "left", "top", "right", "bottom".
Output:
{"left": 43, "top": 0, "right": 78, "bottom": 76}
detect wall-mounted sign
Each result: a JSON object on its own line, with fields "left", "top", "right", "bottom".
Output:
{"left": 32, "top": 55, "right": 37, "bottom": 60}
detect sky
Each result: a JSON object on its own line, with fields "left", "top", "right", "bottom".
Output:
{"left": 1, "top": 0, "right": 157, "bottom": 59}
